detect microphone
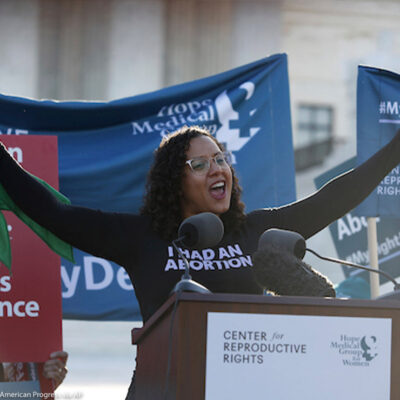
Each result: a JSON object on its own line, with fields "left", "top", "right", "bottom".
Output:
{"left": 252, "top": 242, "right": 336, "bottom": 297}
{"left": 178, "top": 212, "right": 224, "bottom": 249}
{"left": 171, "top": 212, "right": 224, "bottom": 294}
{"left": 258, "top": 228, "right": 306, "bottom": 259}
{"left": 257, "top": 228, "right": 400, "bottom": 297}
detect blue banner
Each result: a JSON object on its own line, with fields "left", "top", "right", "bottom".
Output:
{"left": 0, "top": 54, "right": 295, "bottom": 320}
{"left": 356, "top": 65, "right": 400, "bottom": 217}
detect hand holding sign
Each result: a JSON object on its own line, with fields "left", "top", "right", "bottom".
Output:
{"left": 43, "top": 351, "right": 69, "bottom": 389}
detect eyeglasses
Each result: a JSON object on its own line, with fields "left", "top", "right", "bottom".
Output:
{"left": 185, "top": 151, "right": 232, "bottom": 175}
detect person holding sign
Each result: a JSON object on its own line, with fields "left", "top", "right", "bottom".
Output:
{"left": 0, "top": 350, "right": 68, "bottom": 390}
{"left": 0, "top": 126, "right": 399, "bottom": 399}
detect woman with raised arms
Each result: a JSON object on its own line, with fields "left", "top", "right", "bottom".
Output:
{"left": 1, "top": 125, "right": 399, "bottom": 398}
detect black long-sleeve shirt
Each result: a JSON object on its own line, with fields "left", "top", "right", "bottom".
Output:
{"left": 1, "top": 133, "right": 400, "bottom": 321}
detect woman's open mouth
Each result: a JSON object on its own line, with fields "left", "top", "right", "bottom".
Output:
{"left": 209, "top": 181, "right": 226, "bottom": 200}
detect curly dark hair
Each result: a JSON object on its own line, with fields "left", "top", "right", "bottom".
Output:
{"left": 141, "top": 125, "right": 245, "bottom": 240}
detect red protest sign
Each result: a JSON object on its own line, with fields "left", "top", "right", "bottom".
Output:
{"left": 0, "top": 135, "right": 62, "bottom": 362}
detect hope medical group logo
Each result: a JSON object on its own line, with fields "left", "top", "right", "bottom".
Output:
{"left": 215, "top": 82, "right": 261, "bottom": 160}
{"left": 131, "top": 80, "right": 262, "bottom": 164}
{"left": 330, "top": 334, "right": 379, "bottom": 367}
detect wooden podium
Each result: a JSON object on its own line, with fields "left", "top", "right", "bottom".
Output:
{"left": 132, "top": 293, "right": 400, "bottom": 399}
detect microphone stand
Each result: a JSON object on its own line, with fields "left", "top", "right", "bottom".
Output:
{"left": 306, "top": 248, "right": 400, "bottom": 291}
{"left": 170, "top": 237, "right": 211, "bottom": 294}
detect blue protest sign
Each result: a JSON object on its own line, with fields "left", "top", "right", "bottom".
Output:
{"left": 315, "top": 157, "right": 400, "bottom": 298}
{"left": 0, "top": 54, "right": 295, "bottom": 320}
{"left": 356, "top": 65, "right": 400, "bottom": 217}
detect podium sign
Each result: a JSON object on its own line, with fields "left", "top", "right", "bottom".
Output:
{"left": 206, "top": 312, "right": 391, "bottom": 400}
{"left": 0, "top": 135, "right": 62, "bottom": 362}
{"left": 132, "top": 293, "right": 400, "bottom": 399}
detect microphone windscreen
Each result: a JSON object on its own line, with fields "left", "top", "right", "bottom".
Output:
{"left": 258, "top": 228, "right": 306, "bottom": 259}
{"left": 252, "top": 244, "right": 336, "bottom": 297}
{"left": 178, "top": 212, "right": 224, "bottom": 249}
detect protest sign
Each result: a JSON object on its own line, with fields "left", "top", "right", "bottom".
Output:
{"left": 0, "top": 136, "right": 62, "bottom": 362}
